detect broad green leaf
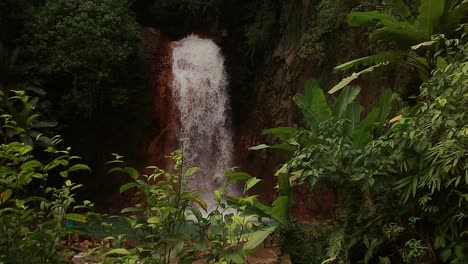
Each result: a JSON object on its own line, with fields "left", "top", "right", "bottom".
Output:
{"left": 353, "top": 107, "right": 380, "bottom": 148}
{"left": 249, "top": 144, "right": 270, "bottom": 150}
{"left": 417, "top": 0, "right": 446, "bottom": 38}
{"left": 105, "top": 248, "right": 131, "bottom": 255}
{"left": 147, "top": 217, "right": 161, "bottom": 224}
{"left": 170, "top": 242, "right": 185, "bottom": 258}
{"left": 181, "top": 194, "right": 207, "bottom": 211}
{"left": 334, "top": 52, "right": 407, "bottom": 71}
{"left": 44, "top": 158, "right": 68, "bottom": 171}
{"left": 243, "top": 225, "right": 277, "bottom": 250}
{"left": 20, "top": 160, "right": 42, "bottom": 170}
{"left": 244, "top": 178, "right": 262, "bottom": 194}
{"left": 348, "top": 11, "right": 402, "bottom": 27}
{"left": 190, "top": 208, "right": 203, "bottom": 221}
{"left": 277, "top": 173, "right": 291, "bottom": 197}
{"left": 64, "top": 213, "right": 87, "bottom": 223}
{"left": 69, "top": 164, "right": 91, "bottom": 172}
{"left": 376, "top": 89, "right": 394, "bottom": 128}
{"left": 440, "top": 248, "right": 452, "bottom": 262}
{"left": 442, "top": 0, "right": 468, "bottom": 32}
{"left": 26, "top": 114, "right": 40, "bottom": 126}
{"left": 226, "top": 172, "right": 252, "bottom": 183}
{"left": 119, "top": 182, "right": 139, "bottom": 193}
{"left": 372, "top": 23, "right": 424, "bottom": 47}
{"left": 31, "top": 121, "right": 58, "bottom": 128}
{"left": 332, "top": 86, "right": 361, "bottom": 119}
{"left": 304, "top": 79, "right": 332, "bottom": 120}
{"left": 108, "top": 167, "right": 139, "bottom": 179}
{"left": 261, "top": 127, "right": 297, "bottom": 141}
{"left": 347, "top": 11, "right": 423, "bottom": 46}
{"left": 394, "top": 0, "right": 412, "bottom": 19}
{"left": 225, "top": 251, "right": 246, "bottom": 264}
{"left": 271, "top": 196, "right": 289, "bottom": 226}
{"left": 121, "top": 207, "right": 144, "bottom": 213}
{"left": 294, "top": 79, "right": 331, "bottom": 129}
{"left": 0, "top": 189, "right": 13, "bottom": 205}
{"left": 344, "top": 102, "right": 362, "bottom": 137}
{"left": 249, "top": 144, "right": 294, "bottom": 152}
{"left": 329, "top": 63, "right": 388, "bottom": 94}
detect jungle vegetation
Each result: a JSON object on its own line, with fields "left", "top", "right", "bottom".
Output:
{"left": 0, "top": 0, "right": 467, "bottom": 263}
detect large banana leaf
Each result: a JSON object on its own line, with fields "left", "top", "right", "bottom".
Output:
{"left": 393, "top": 0, "right": 412, "bottom": 20}
{"left": 332, "top": 86, "right": 361, "bottom": 119}
{"left": 442, "top": 0, "right": 468, "bottom": 33}
{"left": 352, "top": 88, "right": 393, "bottom": 147}
{"left": 376, "top": 89, "right": 393, "bottom": 129}
{"left": 347, "top": 11, "right": 423, "bottom": 46}
{"left": 334, "top": 52, "right": 408, "bottom": 71}
{"left": 417, "top": 0, "right": 446, "bottom": 38}
{"left": 353, "top": 107, "right": 380, "bottom": 148}
{"left": 344, "top": 102, "right": 362, "bottom": 137}
{"left": 371, "top": 25, "right": 425, "bottom": 47}
{"left": 347, "top": 11, "right": 402, "bottom": 27}
{"left": 294, "top": 79, "right": 331, "bottom": 129}
{"left": 329, "top": 63, "right": 387, "bottom": 94}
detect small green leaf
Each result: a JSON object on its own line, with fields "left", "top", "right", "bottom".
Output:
{"left": 147, "top": 217, "right": 161, "bottom": 224}
{"left": 105, "top": 248, "right": 131, "bottom": 255}
{"left": 108, "top": 167, "right": 139, "bottom": 179}
{"left": 69, "top": 164, "right": 91, "bottom": 172}
{"left": 244, "top": 178, "right": 262, "bottom": 194}
{"left": 119, "top": 182, "right": 139, "bottom": 193}
{"left": 249, "top": 144, "right": 270, "bottom": 150}
{"left": 181, "top": 194, "right": 207, "bottom": 211}
{"left": 20, "top": 160, "right": 42, "bottom": 170}
{"left": 64, "top": 213, "right": 87, "bottom": 223}
{"left": 226, "top": 172, "right": 252, "bottom": 183}
{"left": 0, "top": 189, "right": 13, "bottom": 205}
{"left": 121, "top": 207, "right": 144, "bottom": 214}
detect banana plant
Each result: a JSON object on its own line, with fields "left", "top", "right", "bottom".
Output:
{"left": 252, "top": 79, "right": 393, "bottom": 150}
{"left": 329, "top": 0, "right": 468, "bottom": 94}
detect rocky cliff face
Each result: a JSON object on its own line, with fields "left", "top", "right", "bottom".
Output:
{"left": 141, "top": 28, "right": 179, "bottom": 172}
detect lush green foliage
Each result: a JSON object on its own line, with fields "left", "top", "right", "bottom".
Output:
{"left": 83, "top": 151, "right": 273, "bottom": 263}
{"left": 257, "top": 21, "right": 467, "bottom": 264}
{"left": 24, "top": 0, "right": 138, "bottom": 115}
{"left": 330, "top": 0, "right": 468, "bottom": 93}
{"left": 0, "top": 90, "right": 91, "bottom": 263}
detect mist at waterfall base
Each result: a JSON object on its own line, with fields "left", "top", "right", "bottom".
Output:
{"left": 171, "top": 35, "right": 238, "bottom": 210}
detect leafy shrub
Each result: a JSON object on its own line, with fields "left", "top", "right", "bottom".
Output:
{"left": 256, "top": 24, "right": 467, "bottom": 264}
{"left": 0, "top": 90, "right": 92, "bottom": 263}
{"left": 85, "top": 150, "right": 272, "bottom": 263}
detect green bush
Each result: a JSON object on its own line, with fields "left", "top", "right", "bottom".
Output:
{"left": 0, "top": 90, "right": 92, "bottom": 263}
{"left": 84, "top": 150, "right": 272, "bottom": 263}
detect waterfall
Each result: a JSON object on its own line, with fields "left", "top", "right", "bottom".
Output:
{"left": 171, "top": 35, "right": 234, "bottom": 200}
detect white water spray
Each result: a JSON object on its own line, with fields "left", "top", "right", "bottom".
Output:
{"left": 171, "top": 35, "right": 233, "bottom": 199}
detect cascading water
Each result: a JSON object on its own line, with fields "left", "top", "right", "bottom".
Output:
{"left": 171, "top": 35, "right": 234, "bottom": 202}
